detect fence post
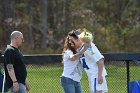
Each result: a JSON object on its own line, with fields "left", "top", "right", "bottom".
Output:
{"left": 126, "top": 61, "right": 130, "bottom": 93}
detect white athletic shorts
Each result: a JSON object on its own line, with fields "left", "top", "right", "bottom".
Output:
{"left": 87, "top": 74, "right": 108, "bottom": 93}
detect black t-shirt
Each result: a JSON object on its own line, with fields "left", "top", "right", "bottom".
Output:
{"left": 4, "top": 45, "right": 27, "bottom": 88}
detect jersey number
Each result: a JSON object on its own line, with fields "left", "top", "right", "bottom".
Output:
{"left": 81, "top": 54, "right": 89, "bottom": 70}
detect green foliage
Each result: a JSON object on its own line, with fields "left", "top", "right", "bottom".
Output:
{"left": 24, "top": 47, "right": 61, "bottom": 54}
{"left": 0, "top": 28, "right": 3, "bottom": 35}
{"left": 0, "top": 0, "right": 140, "bottom": 53}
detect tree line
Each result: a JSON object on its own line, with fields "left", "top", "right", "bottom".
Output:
{"left": 0, "top": 0, "right": 140, "bottom": 54}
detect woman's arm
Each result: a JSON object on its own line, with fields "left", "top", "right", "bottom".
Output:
{"left": 69, "top": 43, "right": 89, "bottom": 61}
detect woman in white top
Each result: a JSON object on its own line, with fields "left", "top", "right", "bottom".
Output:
{"left": 61, "top": 31, "right": 88, "bottom": 93}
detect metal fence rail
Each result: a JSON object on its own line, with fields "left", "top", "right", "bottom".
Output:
{"left": 0, "top": 53, "right": 140, "bottom": 93}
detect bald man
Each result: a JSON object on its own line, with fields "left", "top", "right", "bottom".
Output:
{"left": 3, "top": 31, "right": 30, "bottom": 93}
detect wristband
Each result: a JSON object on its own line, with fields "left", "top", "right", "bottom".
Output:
{"left": 13, "top": 81, "right": 18, "bottom": 83}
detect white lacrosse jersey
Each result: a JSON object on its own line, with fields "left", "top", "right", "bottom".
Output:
{"left": 62, "top": 49, "right": 83, "bottom": 82}
{"left": 79, "top": 43, "right": 107, "bottom": 78}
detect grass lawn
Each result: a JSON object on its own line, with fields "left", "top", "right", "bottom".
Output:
{"left": 27, "top": 64, "right": 90, "bottom": 93}
{"left": 5, "top": 63, "right": 140, "bottom": 93}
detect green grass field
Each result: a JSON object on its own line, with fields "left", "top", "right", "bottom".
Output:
{"left": 5, "top": 64, "right": 140, "bottom": 93}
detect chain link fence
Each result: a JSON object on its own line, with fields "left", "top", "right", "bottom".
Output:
{"left": 0, "top": 54, "right": 140, "bottom": 93}
{"left": 23, "top": 61, "right": 140, "bottom": 93}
